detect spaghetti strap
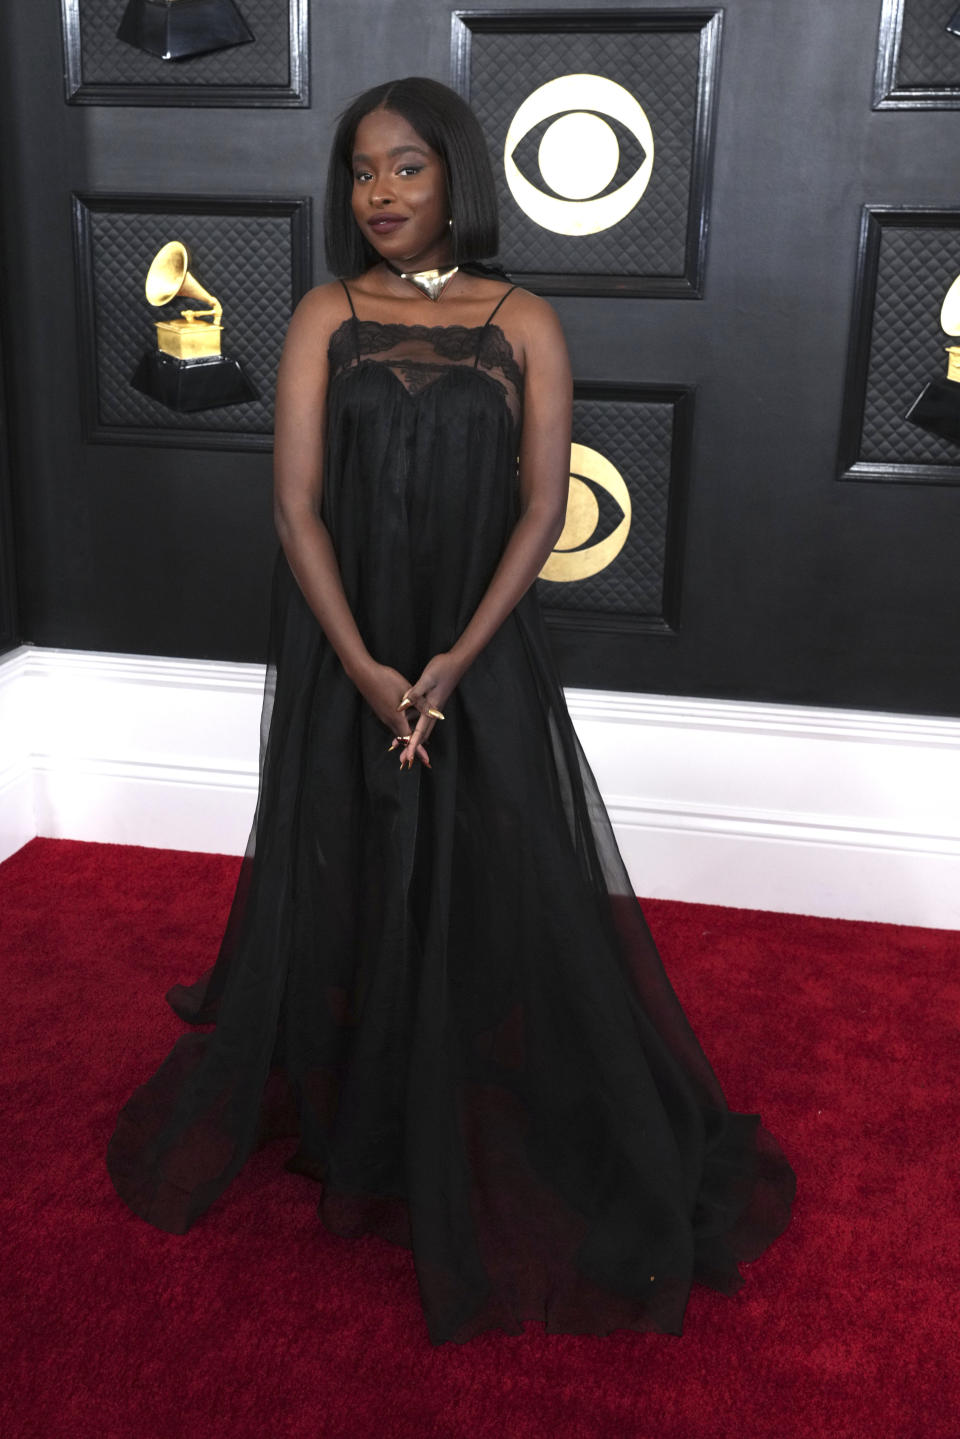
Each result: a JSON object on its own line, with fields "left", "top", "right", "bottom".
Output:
{"left": 338, "top": 277, "right": 358, "bottom": 317}
{"left": 338, "top": 278, "right": 361, "bottom": 364}
{"left": 483, "top": 284, "right": 519, "bottom": 327}
{"left": 474, "top": 284, "right": 519, "bottom": 366}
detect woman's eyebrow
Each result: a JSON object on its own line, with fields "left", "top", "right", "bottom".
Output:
{"left": 352, "top": 144, "right": 430, "bottom": 162}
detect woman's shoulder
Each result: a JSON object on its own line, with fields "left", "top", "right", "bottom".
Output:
{"left": 284, "top": 281, "right": 356, "bottom": 353}
{"left": 498, "top": 284, "right": 558, "bottom": 322}
{"left": 291, "top": 279, "right": 351, "bottom": 320}
{"left": 493, "top": 285, "right": 566, "bottom": 361}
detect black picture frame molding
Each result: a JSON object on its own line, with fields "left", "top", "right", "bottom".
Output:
{"left": 71, "top": 191, "right": 312, "bottom": 453}
{"left": 450, "top": 7, "right": 723, "bottom": 298}
{"left": 539, "top": 380, "right": 694, "bottom": 640}
{"left": 873, "top": 0, "right": 960, "bottom": 110}
{"left": 60, "top": 0, "right": 310, "bottom": 107}
{"left": 837, "top": 205, "right": 960, "bottom": 488}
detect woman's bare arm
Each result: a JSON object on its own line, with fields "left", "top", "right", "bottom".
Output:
{"left": 273, "top": 285, "right": 436, "bottom": 761}
{"left": 272, "top": 286, "right": 374, "bottom": 684}
{"left": 448, "top": 293, "right": 573, "bottom": 672}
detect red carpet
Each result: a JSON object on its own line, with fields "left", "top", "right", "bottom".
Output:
{"left": 1, "top": 837, "right": 956, "bottom": 1438}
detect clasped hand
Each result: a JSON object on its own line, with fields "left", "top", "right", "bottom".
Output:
{"left": 357, "top": 652, "right": 463, "bottom": 769}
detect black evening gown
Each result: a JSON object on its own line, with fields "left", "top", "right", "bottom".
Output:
{"left": 107, "top": 280, "right": 796, "bottom": 1345}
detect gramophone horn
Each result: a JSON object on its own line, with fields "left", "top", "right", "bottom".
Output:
{"left": 941, "top": 272, "right": 960, "bottom": 338}
{"left": 145, "top": 241, "right": 222, "bottom": 322}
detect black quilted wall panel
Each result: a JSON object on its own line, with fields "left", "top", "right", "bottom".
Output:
{"left": 61, "top": 0, "right": 308, "bottom": 103}
{"left": 74, "top": 195, "right": 310, "bottom": 448}
{"left": 894, "top": 0, "right": 960, "bottom": 87}
{"left": 457, "top": 13, "right": 718, "bottom": 291}
{"left": 845, "top": 213, "right": 960, "bottom": 473}
{"left": 535, "top": 393, "right": 679, "bottom": 627}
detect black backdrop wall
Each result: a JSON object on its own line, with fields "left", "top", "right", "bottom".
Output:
{"left": 2, "top": 0, "right": 959, "bottom": 716}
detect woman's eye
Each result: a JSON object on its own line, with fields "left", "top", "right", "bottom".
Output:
{"left": 352, "top": 166, "right": 420, "bottom": 183}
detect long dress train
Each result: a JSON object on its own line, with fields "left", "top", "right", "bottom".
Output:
{"left": 106, "top": 281, "right": 796, "bottom": 1345}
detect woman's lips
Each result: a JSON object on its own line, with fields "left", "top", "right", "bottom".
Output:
{"left": 368, "top": 215, "right": 408, "bottom": 233}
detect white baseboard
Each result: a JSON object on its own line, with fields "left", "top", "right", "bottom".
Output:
{"left": 2, "top": 643, "right": 959, "bottom": 929}
{"left": 0, "top": 646, "right": 34, "bottom": 863}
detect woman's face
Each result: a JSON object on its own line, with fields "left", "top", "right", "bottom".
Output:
{"left": 350, "top": 106, "right": 452, "bottom": 273}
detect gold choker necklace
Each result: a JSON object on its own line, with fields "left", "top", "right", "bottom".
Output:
{"left": 384, "top": 260, "right": 459, "bottom": 302}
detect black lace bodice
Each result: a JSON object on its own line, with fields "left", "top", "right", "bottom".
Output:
{"left": 327, "top": 317, "right": 525, "bottom": 428}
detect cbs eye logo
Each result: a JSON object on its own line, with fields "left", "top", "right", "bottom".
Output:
{"left": 504, "top": 74, "right": 655, "bottom": 236}
{"left": 540, "top": 444, "right": 632, "bottom": 583}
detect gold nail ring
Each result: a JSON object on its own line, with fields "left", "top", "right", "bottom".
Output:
{"left": 427, "top": 707, "right": 445, "bottom": 720}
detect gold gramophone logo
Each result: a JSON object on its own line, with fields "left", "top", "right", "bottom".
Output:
{"left": 504, "top": 74, "right": 655, "bottom": 236}
{"left": 148, "top": 240, "right": 223, "bottom": 357}
{"left": 904, "top": 268, "right": 960, "bottom": 445}
{"left": 540, "top": 444, "right": 631, "bottom": 583}
{"left": 129, "top": 239, "right": 256, "bottom": 412}
{"left": 940, "top": 271, "right": 960, "bottom": 384}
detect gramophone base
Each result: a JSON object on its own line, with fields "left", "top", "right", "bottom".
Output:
{"left": 130, "top": 350, "right": 257, "bottom": 413}
{"left": 116, "top": 0, "right": 254, "bottom": 62}
{"left": 904, "top": 378, "right": 960, "bottom": 446}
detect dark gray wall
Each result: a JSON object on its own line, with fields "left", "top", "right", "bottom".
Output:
{"left": 2, "top": 0, "right": 959, "bottom": 716}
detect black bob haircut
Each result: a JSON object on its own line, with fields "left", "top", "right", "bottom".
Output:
{"left": 324, "top": 76, "right": 500, "bottom": 278}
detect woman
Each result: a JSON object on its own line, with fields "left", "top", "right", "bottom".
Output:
{"left": 107, "top": 76, "right": 796, "bottom": 1346}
